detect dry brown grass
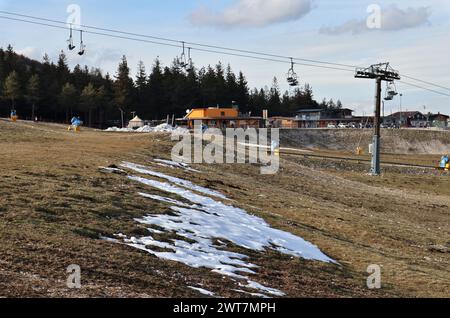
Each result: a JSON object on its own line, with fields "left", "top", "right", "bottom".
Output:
{"left": 0, "top": 119, "right": 448, "bottom": 298}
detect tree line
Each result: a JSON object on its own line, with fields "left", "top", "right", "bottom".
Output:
{"left": 0, "top": 45, "right": 344, "bottom": 128}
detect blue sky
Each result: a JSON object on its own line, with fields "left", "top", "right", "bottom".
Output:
{"left": 1, "top": 0, "right": 449, "bottom": 115}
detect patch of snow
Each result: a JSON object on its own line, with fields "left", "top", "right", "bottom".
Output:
{"left": 99, "top": 166, "right": 126, "bottom": 173}
{"left": 240, "top": 281, "right": 285, "bottom": 297}
{"left": 232, "top": 289, "right": 270, "bottom": 298}
{"left": 154, "top": 159, "right": 201, "bottom": 173}
{"left": 139, "top": 192, "right": 190, "bottom": 207}
{"left": 105, "top": 124, "right": 190, "bottom": 134}
{"left": 121, "top": 162, "right": 226, "bottom": 199}
{"left": 113, "top": 162, "right": 335, "bottom": 297}
{"left": 104, "top": 127, "right": 134, "bottom": 132}
{"left": 114, "top": 163, "right": 334, "bottom": 296}
{"left": 188, "top": 286, "right": 215, "bottom": 297}
{"left": 127, "top": 174, "right": 334, "bottom": 262}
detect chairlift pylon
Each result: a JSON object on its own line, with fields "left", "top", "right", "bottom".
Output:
{"left": 67, "top": 24, "right": 76, "bottom": 51}
{"left": 286, "top": 58, "right": 299, "bottom": 87}
{"left": 78, "top": 30, "right": 85, "bottom": 56}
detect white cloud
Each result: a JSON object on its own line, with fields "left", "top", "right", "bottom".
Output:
{"left": 16, "top": 47, "right": 43, "bottom": 60}
{"left": 320, "top": 5, "right": 431, "bottom": 35}
{"left": 189, "top": 0, "right": 313, "bottom": 28}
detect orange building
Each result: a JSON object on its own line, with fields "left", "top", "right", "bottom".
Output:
{"left": 184, "top": 108, "right": 264, "bottom": 129}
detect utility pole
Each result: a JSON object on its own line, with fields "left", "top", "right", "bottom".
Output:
{"left": 399, "top": 93, "right": 403, "bottom": 128}
{"left": 355, "top": 63, "right": 401, "bottom": 176}
{"left": 119, "top": 108, "right": 125, "bottom": 128}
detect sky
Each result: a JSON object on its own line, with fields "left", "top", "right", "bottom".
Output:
{"left": 0, "top": 0, "right": 449, "bottom": 115}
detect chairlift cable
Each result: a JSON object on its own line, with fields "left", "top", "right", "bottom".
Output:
{"left": 0, "top": 13, "right": 449, "bottom": 98}
{"left": 0, "top": 15, "right": 356, "bottom": 72}
{"left": 398, "top": 81, "right": 450, "bottom": 97}
{"left": 2, "top": 9, "right": 450, "bottom": 92}
{"left": 0, "top": 10, "right": 358, "bottom": 69}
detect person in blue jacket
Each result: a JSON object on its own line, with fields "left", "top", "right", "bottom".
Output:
{"left": 440, "top": 155, "right": 449, "bottom": 169}
{"left": 71, "top": 116, "right": 83, "bottom": 127}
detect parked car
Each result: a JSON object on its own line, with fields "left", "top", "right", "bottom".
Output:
{"left": 327, "top": 123, "right": 337, "bottom": 129}
{"left": 338, "top": 123, "right": 348, "bottom": 129}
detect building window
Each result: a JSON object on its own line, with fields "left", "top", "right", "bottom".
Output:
{"left": 221, "top": 112, "right": 225, "bottom": 117}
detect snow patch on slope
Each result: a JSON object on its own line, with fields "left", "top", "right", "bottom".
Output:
{"left": 105, "top": 124, "right": 189, "bottom": 134}
{"left": 112, "top": 162, "right": 334, "bottom": 296}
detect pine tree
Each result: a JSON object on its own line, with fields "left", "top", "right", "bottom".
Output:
{"left": 328, "top": 99, "right": 336, "bottom": 110}
{"left": 96, "top": 85, "right": 108, "bottom": 128}
{"left": 80, "top": 83, "right": 97, "bottom": 127}
{"left": 59, "top": 83, "right": 78, "bottom": 122}
{"left": 135, "top": 61, "right": 147, "bottom": 89}
{"left": 114, "top": 56, "right": 134, "bottom": 118}
{"left": 269, "top": 77, "right": 282, "bottom": 116}
{"left": 0, "top": 48, "right": 5, "bottom": 94}
{"left": 26, "top": 74, "right": 40, "bottom": 120}
{"left": 225, "top": 64, "right": 238, "bottom": 105}
{"left": 201, "top": 65, "right": 218, "bottom": 107}
{"left": 135, "top": 61, "right": 148, "bottom": 116}
{"left": 4, "top": 71, "right": 21, "bottom": 110}
{"left": 215, "top": 62, "right": 227, "bottom": 106}
{"left": 148, "top": 58, "right": 164, "bottom": 119}
{"left": 236, "top": 71, "right": 249, "bottom": 112}
{"left": 57, "top": 51, "right": 70, "bottom": 80}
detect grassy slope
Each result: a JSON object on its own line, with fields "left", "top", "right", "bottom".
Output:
{"left": 0, "top": 119, "right": 448, "bottom": 297}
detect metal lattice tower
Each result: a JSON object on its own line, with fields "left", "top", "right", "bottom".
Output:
{"left": 355, "top": 63, "right": 401, "bottom": 175}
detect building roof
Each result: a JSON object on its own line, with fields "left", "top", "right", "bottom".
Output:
{"left": 129, "top": 116, "right": 144, "bottom": 122}
{"left": 185, "top": 117, "right": 263, "bottom": 120}
{"left": 429, "top": 113, "right": 449, "bottom": 120}
{"left": 296, "top": 108, "right": 323, "bottom": 113}
{"left": 296, "top": 108, "right": 354, "bottom": 113}
{"left": 388, "top": 111, "right": 423, "bottom": 118}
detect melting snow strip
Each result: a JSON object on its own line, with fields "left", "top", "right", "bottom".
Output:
{"left": 154, "top": 159, "right": 201, "bottom": 173}
{"left": 98, "top": 166, "right": 126, "bottom": 174}
{"left": 232, "top": 290, "right": 270, "bottom": 298}
{"left": 121, "top": 162, "right": 226, "bottom": 199}
{"left": 112, "top": 162, "right": 335, "bottom": 297}
{"left": 188, "top": 286, "right": 215, "bottom": 297}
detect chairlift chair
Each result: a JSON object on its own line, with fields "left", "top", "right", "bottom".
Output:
{"left": 384, "top": 82, "right": 398, "bottom": 101}
{"left": 185, "top": 47, "right": 194, "bottom": 72}
{"left": 286, "top": 58, "right": 299, "bottom": 87}
{"left": 67, "top": 24, "right": 76, "bottom": 51}
{"left": 78, "top": 30, "right": 85, "bottom": 56}
{"left": 179, "top": 42, "right": 188, "bottom": 69}
{"left": 387, "top": 81, "right": 398, "bottom": 96}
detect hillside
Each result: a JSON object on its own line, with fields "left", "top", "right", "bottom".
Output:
{"left": 0, "top": 119, "right": 449, "bottom": 297}
{"left": 281, "top": 128, "right": 450, "bottom": 155}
